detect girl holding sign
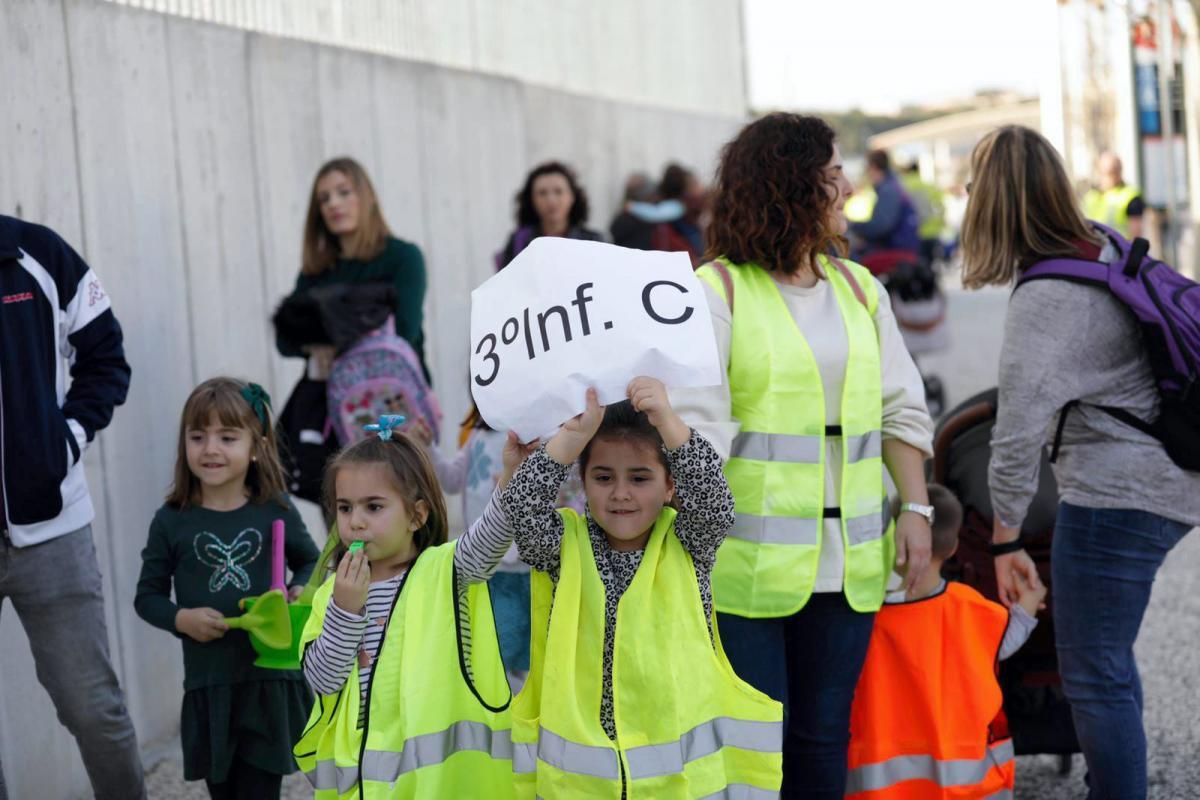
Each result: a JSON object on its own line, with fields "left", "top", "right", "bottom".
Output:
{"left": 134, "top": 378, "right": 321, "bottom": 799}
{"left": 502, "top": 378, "right": 782, "bottom": 798}
{"left": 675, "top": 113, "right": 935, "bottom": 797}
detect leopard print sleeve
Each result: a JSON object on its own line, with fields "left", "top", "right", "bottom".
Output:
{"left": 499, "top": 445, "right": 571, "bottom": 580}
{"left": 665, "top": 429, "right": 735, "bottom": 573}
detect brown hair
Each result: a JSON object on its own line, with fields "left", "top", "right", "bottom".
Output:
{"left": 704, "top": 113, "right": 847, "bottom": 276}
{"left": 301, "top": 157, "right": 392, "bottom": 276}
{"left": 960, "top": 126, "right": 1101, "bottom": 289}
{"left": 166, "top": 377, "right": 288, "bottom": 509}
{"left": 322, "top": 433, "right": 449, "bottom": 557}
{"left": 579, "top": 401, "right": 669, "bottom": 476}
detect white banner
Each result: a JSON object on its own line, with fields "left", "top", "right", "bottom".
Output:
{"left": 470, "top": 238, "right": 721, "bottom": 441}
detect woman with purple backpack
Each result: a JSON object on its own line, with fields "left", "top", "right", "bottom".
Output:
{"left": 495, "top": 161, "right": 604, "bottom": 270}
{"left": 960, "top": 125, "right": 1200, "bottom": 799}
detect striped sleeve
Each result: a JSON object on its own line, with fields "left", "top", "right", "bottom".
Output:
{"left": 302, "top": 598, "right": 369, "bottom": 696}
{"left": 452, "top": 489, "right": 513, "bottom": 585}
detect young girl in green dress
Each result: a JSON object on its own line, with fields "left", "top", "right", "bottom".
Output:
{"left": 135, "top": 377, "right": 321, "bottom": 799}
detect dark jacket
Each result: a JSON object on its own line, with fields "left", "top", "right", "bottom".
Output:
{"left": 850, "top": 173, "right": 921, "bottom": 255}
{"left": 0, "top": 215, "right": 131, "bottom": 545}
{"left": 495, "top": 225, "right": 605, "bottom": 271}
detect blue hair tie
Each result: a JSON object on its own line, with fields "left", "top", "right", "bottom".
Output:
{"left": 363, "top": 415, "right": 406, "bottom": 441}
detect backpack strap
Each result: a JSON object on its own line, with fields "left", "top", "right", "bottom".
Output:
{"left": 828, "top": 255, "right": 869, "bottom": 309}
{"left": 710, "top": 258, "right": 735, "bottom": 314}
{"left": 1049, "top": 400, "right": 1160, "bottom": 463}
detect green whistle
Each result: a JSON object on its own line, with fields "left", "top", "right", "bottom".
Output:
{"left": 348, "top": 541, "right": 364, "bottom": 554}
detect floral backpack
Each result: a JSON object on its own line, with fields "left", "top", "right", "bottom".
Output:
{"left": 326, "top": 317, "right": 443, "bottom": 446}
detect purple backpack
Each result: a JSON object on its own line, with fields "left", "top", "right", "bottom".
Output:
{"left": 1016, "top": 224, "right": 1200, "bottom": 470}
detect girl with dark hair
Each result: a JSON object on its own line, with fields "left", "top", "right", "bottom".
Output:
{"left": 135, "top": 377, "right": 321, "bottom": 799}
{"left": 495, "top": 161, "right": 604, "bottom": 270}
{"left": 502, "top": 379, "right": 781, "bottom": 797}
{"left": 673, "top": 113, "right": 935, "bottom": 797}
{"left": 295, "top": 418, "right": 534, "bottom": 798}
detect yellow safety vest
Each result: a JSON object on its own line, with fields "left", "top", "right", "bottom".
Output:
{"left": 697, "top": 256, "right": 894, "bottom": 617}
{"left": 1082, "top": 185, "right": 1141, "bottom": 238}
{"left": 900, "top": 173, "right": 946, "bottom": 240}
{"left": 512, "top": 508, "right": 783, "bottom": 798}
{"left": 293, "top": 541, "right": 514, "bottom": 799}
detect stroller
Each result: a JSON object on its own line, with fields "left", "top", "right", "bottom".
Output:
{"left": 864, "top": 252, "right": 950, "bottom": 418}
{"left": 931, "top": 388, "right": 1080, "bottom": 773}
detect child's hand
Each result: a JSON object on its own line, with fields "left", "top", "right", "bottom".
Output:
{"left": 175, "top": 607, "right": 229, "bottom": 643}
{"left": 627, "top": 376, "right": 689, "bottom": 449}
{"left": 547, "top": 387, "right": 605, "bottom": 466}
{"left": 1013, "top": 568, "right": 1048, "bottom": 618}
{"left": 499, "top": 431, "right": 540, "bottom": 490}
{"left": 333, "top": 549, "right": 371, "bottom": 615}
{"left": 408, "top": 418, "right": 435, "bottom": 447}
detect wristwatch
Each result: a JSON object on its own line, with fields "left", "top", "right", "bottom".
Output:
{"left": 899, "top": 501, "right": 935, "bottom": 525}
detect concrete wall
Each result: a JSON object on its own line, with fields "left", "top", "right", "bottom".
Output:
{"left": 102, "top": 0, "right": 749, "bottom": 117}
{"left": 0, "top": 1, "right": 743, "bottom": 796}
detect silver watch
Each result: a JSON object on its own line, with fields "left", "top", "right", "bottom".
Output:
{"left": 899, "top": 501, "right": 935, "bottom": 525}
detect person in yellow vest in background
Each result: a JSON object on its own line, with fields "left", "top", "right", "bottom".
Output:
{"left": 846, "top": 485, "right": 1046, "bottom": 799}
{"left": 676, "top": 113, "right": 934, "bottom": 798}
{"left": 900, "top": 162, "right": 947, "bottom": 265}
{"left": 294, "top": 421, "right": 521, "bottom": 799}
{"left": 502, "top": 379, "right": 783, "bottom": 799}
{"left": 1082, "top": 151, "right": 1145, "bottom": 239}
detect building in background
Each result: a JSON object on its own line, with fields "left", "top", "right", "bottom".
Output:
{"left": 1044, "top": 0, "right": 1199, "bottom": 271}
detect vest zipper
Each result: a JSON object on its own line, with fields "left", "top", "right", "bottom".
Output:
{"left": 356, "top": 558, "right": 417, "bottom": 800}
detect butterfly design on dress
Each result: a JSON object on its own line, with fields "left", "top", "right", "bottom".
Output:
{"left": 193, "top": 528, "right": 263, "bottom": 593}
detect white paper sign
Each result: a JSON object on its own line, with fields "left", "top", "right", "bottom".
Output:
{"left": 470, "top": 238, "right": 721, "bottom": 441}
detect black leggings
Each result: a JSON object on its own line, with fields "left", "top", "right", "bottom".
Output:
{"left": 204, "top": 759, "right": 283, "bottom": 800}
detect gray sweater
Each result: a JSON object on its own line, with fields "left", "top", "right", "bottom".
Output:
{"left": 990, "top": 273, "right": 1200, "bottom": 530}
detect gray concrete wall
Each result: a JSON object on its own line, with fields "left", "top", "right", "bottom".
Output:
{"left": 0, "top": 1, "right": 743, "bottom": 797}
{"left": 101, "top": 0, "right": 749, "bottom": 117}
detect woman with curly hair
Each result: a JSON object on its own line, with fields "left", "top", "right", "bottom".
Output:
{"left": 673, "top": 113, "right": 935, "bottom": 797}
{"left": 495, "top": 161, "right": 604, "bottom": 270}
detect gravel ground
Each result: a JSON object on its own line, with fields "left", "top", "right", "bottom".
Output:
{"left": 147, "top": 531, "right": 1200, "bottom": 799}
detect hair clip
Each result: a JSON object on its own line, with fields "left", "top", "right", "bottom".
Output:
{"left": 239, "top": 383, "right": 272, "bottom": 431}
{"left": 363, "top": 414, "right": 406, "bottom": 441}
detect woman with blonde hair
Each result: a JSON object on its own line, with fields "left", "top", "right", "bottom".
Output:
{"left": 961, "top": 125, "right": 1199, "bottom": 799}
{"left": 276, "top": 157, "right": 429, "bottom": 381}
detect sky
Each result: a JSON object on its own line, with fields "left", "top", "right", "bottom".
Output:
{"left": 743, "top": 0, "right": 1049, "bottom": 114}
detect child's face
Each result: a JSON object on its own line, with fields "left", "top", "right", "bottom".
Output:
{"left": 583, "top": 438, "right": 674, "bottom": 552}
{"left": 185, "top": 413, "right": 254, "bottom": 498}
{"left": 335, "top": 463, "right": 427, "bottom": 576}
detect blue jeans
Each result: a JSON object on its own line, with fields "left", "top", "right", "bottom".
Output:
{"left": 718, "top": 593, "right": 876, "bottom": 799}
{"left": 1052, "top": 502, "right": 1192, "bottom": 800}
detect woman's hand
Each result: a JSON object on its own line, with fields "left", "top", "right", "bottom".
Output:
{"left": 499, "top": 431, "right": 541, "bottom": 489}
{"left": 894, "top": 511, "right": 932, "bottom": 593}
{"left": 546, "top": 388, "right": 605, "bottom": 466}
{"left": 332, "top": 549, "right": 371, "bottom": 615}
{"left": 995, "top": 549, "right": 1041, "bottom": 608}
{"left": 175, "top": 607, "right": 229, "bottom": 643}
{"left": 303, "top": 345, "right": 336, "bottom": 380}
{"left": 628, "top": 376, "right": 689, "bottom": 449}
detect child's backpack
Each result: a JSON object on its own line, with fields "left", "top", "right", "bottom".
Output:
{"left": 326, "top": 317, "right": 443, "bottom": 446}
{"left": 1015, "top": 224, "right": 1200, "bottom": 470}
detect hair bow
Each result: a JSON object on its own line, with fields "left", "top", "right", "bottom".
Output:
{"left": 239, "top": 383, "right": 272, "bottom": 432}
{"left": 363, "top": 414, "right": 407, "bottom": 441}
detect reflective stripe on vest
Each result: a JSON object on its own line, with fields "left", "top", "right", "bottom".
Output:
{"left": 512, "top": 509, "right": 783, "bottom": 797}
{"left": 845, "top": 738, "right": 1014, "bottom": 794}
{"left": 697, "top": 256, "right": 893, "bottom": 616}
{"left": 731, "top": 430, "right": 881, "bottom": 464}
{"left": 306, "top": 762, "right": 359, "bottom": 795}
{"left": 357, "top": 722, "right": 512, "bottom": 783}
{"left": 730, "top": 500, "right": 890, "bottom": 547}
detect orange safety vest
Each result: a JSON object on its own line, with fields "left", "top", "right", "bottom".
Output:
{"left": 846, "top": 582, "right": 1015, "bottom": 799}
